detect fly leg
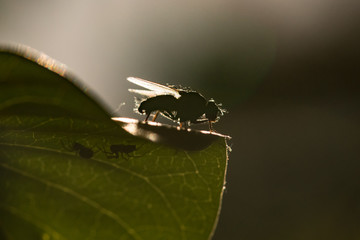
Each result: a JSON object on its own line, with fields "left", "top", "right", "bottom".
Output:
{"left": 179, "top": 121, "right": 190, "bottom": 130}
{"left": 152, "top": 111, "right": 160, "bottom": 121}
{"left": 209, "top": 120, "right": 213, "bottom": 132}
{"left": 184, "top": 121, "right": 190, "bottom": 130}
{"left": 144, "top": 113, "right": 150, "bottom": 122}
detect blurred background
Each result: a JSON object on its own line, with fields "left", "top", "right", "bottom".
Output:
{"left": 1, "top": 0, "right": 359, "bottom": 239}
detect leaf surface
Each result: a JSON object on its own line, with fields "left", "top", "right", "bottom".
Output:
{"left": 0, "top": 45, "right": 228, "bottom": 240}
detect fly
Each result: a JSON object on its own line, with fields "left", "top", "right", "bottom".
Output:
{"left": 128, "top": 77, "right": 226, "bottom": 131}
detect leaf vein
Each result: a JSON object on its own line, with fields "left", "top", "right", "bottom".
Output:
{"left": 0, "top": 162, "right": 143, "bottom": 240}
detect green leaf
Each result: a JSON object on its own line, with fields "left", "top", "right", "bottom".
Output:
{"left": 0, "top": 45, "right": 229, "bottom": 240}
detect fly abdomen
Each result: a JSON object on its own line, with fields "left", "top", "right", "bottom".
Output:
{"left": 138, "top": 95, "right": 177, "bottom": 121}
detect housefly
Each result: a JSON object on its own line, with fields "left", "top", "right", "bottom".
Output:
{"left": 127, "top": 77, "right": 226, "bottom": 131}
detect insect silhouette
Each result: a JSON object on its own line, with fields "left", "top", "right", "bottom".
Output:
{"left": 101, "top": 144, "right": 137, "bottom": 160}
{"left": 62, "top": 141, "right": 94, "bottom": 159}
{"left": 128, "top": 77, "right": 226, "bottom": 131}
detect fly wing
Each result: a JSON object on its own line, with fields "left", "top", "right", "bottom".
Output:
{"left": 127, "top": 77, "right": 181, "bottom": 98}
{"left": 128, "top": 89, "right": 159, "bottom": 98}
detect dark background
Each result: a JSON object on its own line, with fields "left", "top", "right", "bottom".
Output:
{"left": 1, "top": 1, "right": 359, "bottom": 239}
